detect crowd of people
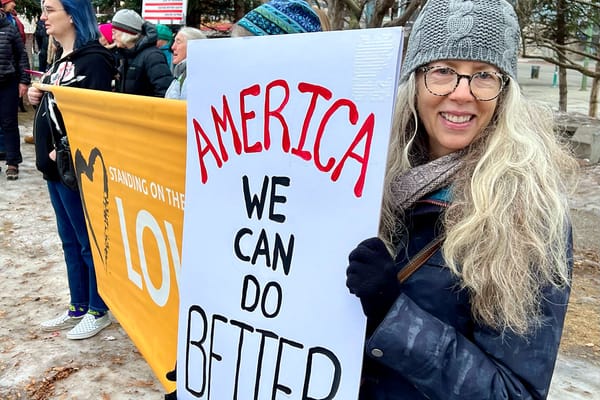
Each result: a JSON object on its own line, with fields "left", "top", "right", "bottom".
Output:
{"left": 22, "top": 1, "right": 211, "bottom": 343}
{"left": 17, "top": 0, "right": 324, "bottom": 349}
{"left": 3, "top": 0, "right": 581, "bottom": 398}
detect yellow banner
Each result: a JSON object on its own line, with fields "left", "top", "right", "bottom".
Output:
{"left": 47, "top": 85, "right": 184, "bottom": 391}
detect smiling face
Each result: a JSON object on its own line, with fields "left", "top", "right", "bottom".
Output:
{"left": 171, "top": 31, "right": 188, "bottom": 65}
{"left": 416, "top": 60, "right": 501, "bottom": 159}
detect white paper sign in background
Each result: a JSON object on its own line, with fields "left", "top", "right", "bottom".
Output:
{"left": 178, "top": 28, "right": 403, "bottom": 399}
{"left": 142, "top": 0, "right": 187, "bottom": 24}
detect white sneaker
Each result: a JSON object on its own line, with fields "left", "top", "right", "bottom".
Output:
{"left": 66, "top": 313, "right": 111, "bottom": 340}
{"left": 41, "top": 311, "right": 83, "bottom": 332}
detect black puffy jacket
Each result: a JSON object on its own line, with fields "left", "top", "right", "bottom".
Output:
{"left": 0, "top": 11, "right": 30, "bottom": 85}
{"left": 115, "top": 22, "right": 173, "bottom": 97}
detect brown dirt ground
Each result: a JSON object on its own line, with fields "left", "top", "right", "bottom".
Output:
{"left": 560, "top": 247, "right": 600, "bottom": 364}
{"left": 563, "top": 161, "right": 600, "bottom": 367}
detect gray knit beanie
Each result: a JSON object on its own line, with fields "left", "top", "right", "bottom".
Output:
{"left": 112, "top": 9, "right": 144, "bottom": 35}
{"left": 399, "top": 0, "right": 520, "bottom": 82}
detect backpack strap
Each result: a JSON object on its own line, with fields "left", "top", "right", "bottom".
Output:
{"left": 397, "top": 236, "right": 444, "bottom": 284}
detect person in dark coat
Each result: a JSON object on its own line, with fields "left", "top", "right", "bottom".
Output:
{"left": 0, "top": 7, "right": 29, "bottom": 179}
{"left": 34, "top": 18, "right": 49, "bottom": 72}
{"left": 1, "top": 0, "right": 24, "bottom": 42}
{"left": 155, "top": 23, "right": 173, "bottom": 67}
{"left": 27, "top": 0, "right": 116, "bottom": 340}
{"left": 345, "top": 0, "right": 579, "bottom": 399}
{"left": 111, "top": 9, "right": 172, "bottom": 97}
{"left": 2, "top": 0, "right": 27, "bottom": 112}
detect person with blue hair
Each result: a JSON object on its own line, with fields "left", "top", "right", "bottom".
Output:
{"left": 27, "top": 0, "right": 117, "bottom": 340}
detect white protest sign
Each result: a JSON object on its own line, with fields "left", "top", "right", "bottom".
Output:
{"left": 178, "top": 28, "right": 403, "bottom": 400}
{"left": 142, "top": 0, "right": 187, "bottom": 24}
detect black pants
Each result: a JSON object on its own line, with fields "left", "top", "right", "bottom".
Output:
{"left": 0, "top": 79, "right": 22, "bottom": 166}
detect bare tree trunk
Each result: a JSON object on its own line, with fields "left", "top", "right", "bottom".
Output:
{"left": 233, "top": 0, "right": 246, "bottom": 22}
{"left": 589, "top": 31, "right": 600, "bottom": 118}
{"left": 329, "top": 0, "right": 347, "bottom": 30}
{"left": 368, "top": 0, "right": 395, "bottom": 28}
{"left": 557, "top": 0, "right": 568, "bottom": 112}
{"left": 559, "top": 67, "right": 568, "bottom": 112}
{"left": 590, "top": 60, "right": 600, "bottom": 118}
{"left": 383, "top": 0, "right": 424, "bottom": 27}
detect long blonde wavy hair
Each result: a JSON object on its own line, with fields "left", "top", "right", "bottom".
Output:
{"left": 380, "top": 74, "right": 579, "bottom": 335}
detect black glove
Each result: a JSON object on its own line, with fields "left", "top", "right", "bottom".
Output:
{"left": 165, "top": 391, "right": 177, "bottom": 400}
{"left": 165, "top": 363, "right": 177, "bottom": 400}
{"left": 346, "top": 237, "right": 400, "bottom": 319}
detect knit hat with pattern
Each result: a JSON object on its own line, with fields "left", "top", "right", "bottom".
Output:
{"left": 237, "top": 0, "right": 322, "bottom": 36}
{"left": 399, "top": 0, "right": 520, "bottom": 82}
{"left": 112, "top": 9, "right": 144, "bottom": 35}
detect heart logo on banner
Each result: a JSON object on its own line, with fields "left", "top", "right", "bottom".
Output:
{"left": 74, "top": 148, "right": 110, "bottom": 270}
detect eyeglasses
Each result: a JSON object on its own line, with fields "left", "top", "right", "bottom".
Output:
{"left": 41, "top": 6, "right": 65, "bottom": 16}
{"left": 419, "top": 66, "right": 508, "bottom": 101}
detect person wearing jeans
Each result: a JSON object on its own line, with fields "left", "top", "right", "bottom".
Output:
{"left": 28, "top": 0, "right": 116, "bottom": 339}
{"left": 45, "top": 180, "right": 109, "bottom": 337}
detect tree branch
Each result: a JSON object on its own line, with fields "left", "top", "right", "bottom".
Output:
{"left": 383, "top": 0, "right": 424, "bottom": 27}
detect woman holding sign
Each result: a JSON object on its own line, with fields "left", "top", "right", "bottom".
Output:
{"left": 345, "top": 0, "right": 578, "bottom": 399}
{"left": 28, "top": 0, "right": 115, "bottom": 340}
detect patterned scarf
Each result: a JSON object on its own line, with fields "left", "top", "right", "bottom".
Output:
{"left": 390, "top": 150, "right": 465, "bottom": 211}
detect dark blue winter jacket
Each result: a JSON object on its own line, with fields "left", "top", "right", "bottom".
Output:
{"left": 359, "top": 188, "right": 572, "bottom": 400}
{"left": 0, "top": 12, "right": 30, "bottom": 85}
{"left": 115, "top": 22, "right": 173, "bottom": 97}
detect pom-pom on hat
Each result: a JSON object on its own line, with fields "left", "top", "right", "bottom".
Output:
{"left": 237, "top": 0, "right": 322, "bottom": 36}
{"left": 112, "top": 9, "right": 144, "bottom": 35}
{"left": 98, "top": 23, "right": 113, "bottom": 44}
{"left": 399, "top": 0, "right": 520, "bottom": 82}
